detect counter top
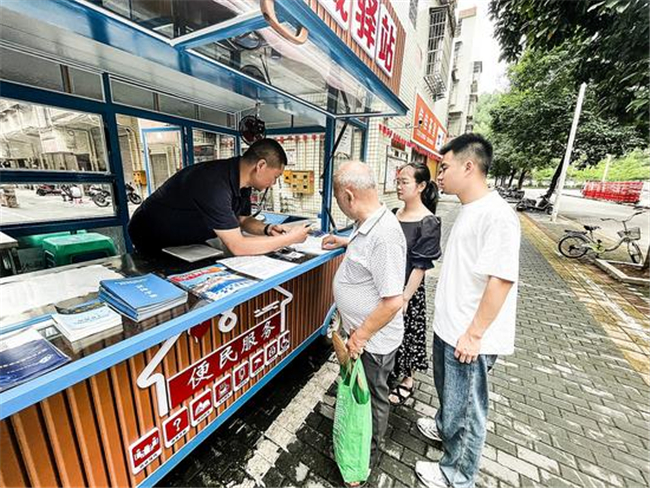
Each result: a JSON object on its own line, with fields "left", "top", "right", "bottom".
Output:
{"left": 0, "top": 248, "right": 344, "bottom": 420}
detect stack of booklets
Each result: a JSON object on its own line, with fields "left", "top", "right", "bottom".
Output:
{"left": 99, "top": 274, "right": 187, "bottom": 321}
{"left": 0, "top": 328, "right": 70, "bottom": 392}
{"left": 168, "top": 264, "right": 258, "bottom": 302}
{"left": 52, "top": 299, "right": 123, "bottom": 344}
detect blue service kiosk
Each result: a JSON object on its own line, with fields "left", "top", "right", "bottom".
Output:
{"left": 0, "top": 1, "right": 407, "bottom": 486}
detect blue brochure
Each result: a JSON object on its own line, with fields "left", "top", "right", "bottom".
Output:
{"left": 0, "top": 328, "right": 70, "bottom": 392}
{"left": 99, "top": 274, "right": 187, "bottom": 321}
{"left": 168, "top": 264, "right": 258, "bottom": 302}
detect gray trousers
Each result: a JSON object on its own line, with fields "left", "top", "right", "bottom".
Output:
{"left": 361, "top": 348, "right": 397, "bottom": 463}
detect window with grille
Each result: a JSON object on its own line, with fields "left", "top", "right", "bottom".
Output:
{"left": 424, "top": 7, "right": 453, "bottom": 99}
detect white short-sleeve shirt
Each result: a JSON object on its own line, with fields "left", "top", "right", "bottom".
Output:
{"left": 333, "top": 205, "right": 407, "bottom": 355}
{"left": 434, "top": 191, "right": 521, "bottom": 355}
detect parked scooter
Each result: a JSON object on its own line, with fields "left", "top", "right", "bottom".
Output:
{"left": 35, "top": 184, "right": 62, "bottom": 196}
{"left": 91, "top": 183, "right": 143, "bottom": 207}
{"left": 497, "top": 186, "right": 525, "bottom": 201}
{"left": 516, "top": 194, "right": 553, "bottom": 214}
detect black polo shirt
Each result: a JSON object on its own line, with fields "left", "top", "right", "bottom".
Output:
{"left": 128, "top": 157, "right": 251, "bottom": 253}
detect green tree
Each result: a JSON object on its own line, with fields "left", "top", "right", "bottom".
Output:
{"left": 488, "top": 48, "right": 643, "bottom": 192}
{"left": 474, "top": 93, "right": 500, "bottom": 137}
{"left": 489, "top": 0, "right": 649, "bottom": 134}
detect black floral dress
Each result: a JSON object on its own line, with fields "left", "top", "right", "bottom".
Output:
{"left": 393, "top": 213, "right": 442, "bottom": 379}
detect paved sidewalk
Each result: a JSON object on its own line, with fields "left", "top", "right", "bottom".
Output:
{"left": 161, "top": 199, "right": 650, "bottom": 488}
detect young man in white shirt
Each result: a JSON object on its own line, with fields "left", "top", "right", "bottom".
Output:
{"left": 415, "top": 134, "right": 521, "bottom": 488}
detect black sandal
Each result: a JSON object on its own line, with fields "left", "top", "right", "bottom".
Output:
{"left": 389, "top": 384, "right": 413, "bottom": 406}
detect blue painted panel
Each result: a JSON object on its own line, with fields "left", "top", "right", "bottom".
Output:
{"left": 0, "top": 170, "right": 114, "bottom": 184}
{"left": 321, "top": 118, "right": 336, "bottom": 233}
{"left": 173, "top": 14, "right": 268, "bottom": 50}
{"left": 266, "top": 125, "right": 325, "bottom": 135}
{"left": 111, "top": 103, "right": 238, "bottom": 135}
{"left": 347, "top": 117, "right": 369, "bottom": 129}
{"left": 0, "top": 80, "right": 107, "bottom": 114}
{"left": 183, "top": 126, "right": 194, "bottom": 167}
{"left": 361, "top": 126, "right": 369, "bottom": 162}
{"left": 1, "top": 217, "right": 123, "bottom": 237}
{"left": 141, "top": 127, "right": 182, "bottom": 133}
{"left": 102, "top": 73, "right": 133, "bottom": 252}
{"left": 0, "top": 249, "right": 344, "bottom": 420}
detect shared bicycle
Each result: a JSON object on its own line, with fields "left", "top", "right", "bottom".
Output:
{"left": 558, "top": 211, "right": 645, "bottom": 263}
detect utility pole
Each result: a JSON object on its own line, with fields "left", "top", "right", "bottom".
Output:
{"left": 551, "top": 83, "right": 587, "bottom": 223}
{"left": 602, "top": 154, "right": 613, "bottom": 182}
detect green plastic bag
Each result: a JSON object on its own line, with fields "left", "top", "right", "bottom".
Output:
{"left": 333, "top": 358, "right": 372, "bottom": 484}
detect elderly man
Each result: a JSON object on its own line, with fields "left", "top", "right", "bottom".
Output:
{"left": 323, "top": 161, "right": 407, "bottom": 470}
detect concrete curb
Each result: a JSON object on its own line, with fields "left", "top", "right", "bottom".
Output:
{"left": 594, "top": 259, "right": 650, "bottom": 286}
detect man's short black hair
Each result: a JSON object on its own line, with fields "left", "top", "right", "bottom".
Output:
{"left": 440, "top": 133, "right": 493, "bottom": 175}
{"left": 243, "top": 138, "right": 287, "bottom": 168}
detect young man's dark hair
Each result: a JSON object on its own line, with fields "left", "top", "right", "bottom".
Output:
{"left": 440, "top": 133, "right": 493, "bottom": 175}
{"left": 242, "top": 138, "right": 288, "bottom": 168}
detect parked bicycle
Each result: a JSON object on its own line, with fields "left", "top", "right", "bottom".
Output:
{"left": 558, "top": 211, "right": 644, "bottom": 263}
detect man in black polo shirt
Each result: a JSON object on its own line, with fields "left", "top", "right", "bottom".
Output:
{"left": 128, "top": 138, "right": 310, "bottom": 255}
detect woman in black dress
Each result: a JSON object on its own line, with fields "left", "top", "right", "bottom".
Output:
{"left": 388, "top": 162, "right": 441, "bottom": 405}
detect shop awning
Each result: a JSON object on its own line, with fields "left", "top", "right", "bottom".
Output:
{"left": 0, "top": 0, "right": 408, "bottom": 123}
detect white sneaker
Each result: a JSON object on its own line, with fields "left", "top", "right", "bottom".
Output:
{"left": 415, "top": 461, "right": 449, "bottom": 488}
{"left": 417, "top": 417, "right": 442, "bottom": 442}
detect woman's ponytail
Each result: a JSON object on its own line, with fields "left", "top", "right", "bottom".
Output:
{"left": 421, "top": 180, "right": 439, "bottom": 214}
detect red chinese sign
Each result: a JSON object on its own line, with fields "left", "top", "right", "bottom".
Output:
{"left": 317, "top": 0, "right": 402, "bottom": 80}
{"left": 412, "top": 94, "right": 447, "bottom": 154}
{"left": 318, "top": 0, "right": 351, "bottom": 29}
{"left": 190, "top": 389, "right": 214, "bottom": 426}
{"left": 163, "top": 408, "right": 189, "bottom": 448}
{"left": 233, "top": 361, "right": 250, "bottom": 391}
{"left": 375, "top": 3, "right": 396, "bottom": 76}
{"left": 250, "top": 350, "right": 266, "bottom": 377}
{"left": 351, "top": 0, "right": 380, "bottom": 57}
{"left": 129, "top": 428, "right": 161, "bottom": 475}
{"left": 214, "top": 374, "right": 233, "bottom": 407}
{"left": 167, "top": 315, "right": 282, "bottom": 408}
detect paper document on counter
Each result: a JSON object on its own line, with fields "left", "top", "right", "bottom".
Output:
{"left": 0, "top": 265, "right": 123, "bottom": 323}
{"left": 162, "top": 244, "right": 224, "bottom": 263}
{"left": 218, "top": 256, "right": 298, "bottom": 281}
{"left": 289, "top": 235, "right": 330, "bottom": 255}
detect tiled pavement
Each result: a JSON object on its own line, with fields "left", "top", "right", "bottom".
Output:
{"left": 161, "top": 199, "right": 650, "bottom": 488}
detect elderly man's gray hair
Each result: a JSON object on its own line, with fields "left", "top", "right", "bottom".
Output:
{"left": 334, "top": 161, "right": 377, "bottom": 190}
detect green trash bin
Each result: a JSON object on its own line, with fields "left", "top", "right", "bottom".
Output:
{"left": 42, "top": 233, "right": 117, "bottom": 267}
{"left": 18, "top": 230, "right": 86, "bottom": 249}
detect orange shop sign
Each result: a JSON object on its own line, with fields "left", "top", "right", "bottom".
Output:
{"left": 412, "top": 94, "right": 447, "bottom": 154}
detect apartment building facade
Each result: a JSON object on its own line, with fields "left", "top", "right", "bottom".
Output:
{"left": 446, "top": 6, "right": 482, "bottom": 137}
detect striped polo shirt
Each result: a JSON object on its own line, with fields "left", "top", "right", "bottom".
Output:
{"left": 333, "top": 205, "right": 407, "bottom": 355}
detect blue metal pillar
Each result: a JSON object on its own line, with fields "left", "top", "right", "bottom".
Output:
{"left": 184, "top": 126, "right": 195, "bottom": 166}
{"left": 234, "top": 135, "right": 242, "bottom": 157}
{"left": 321, "top": 117, "right": 336, "bottom": 234}
{"left": 361, "top": 125, "right": 369, "bottom": 163}
{"left": 102, "top": 74, "right": 133, "bottom": 252}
